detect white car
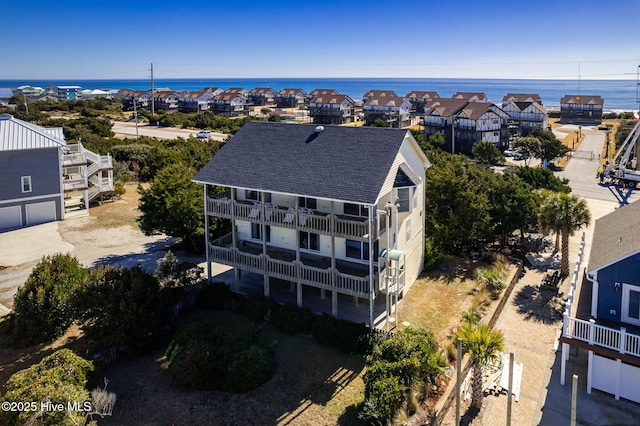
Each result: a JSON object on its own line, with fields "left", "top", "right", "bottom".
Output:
{"left": 503, "top": 148, "right": 518, "bottom": 157}
{"left": 196, "top": 130, "right": 212, "bottom": 139}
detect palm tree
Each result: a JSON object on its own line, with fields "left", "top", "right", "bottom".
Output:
{"left": 454, "top": 322, "right": 505, "bottom": 409}
{"left": 538, "top": 192, "right": 591, "bottom": 276}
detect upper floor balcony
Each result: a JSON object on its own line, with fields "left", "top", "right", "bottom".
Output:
{"left": 207, "top": 192, "right": 376, "bottom": 242}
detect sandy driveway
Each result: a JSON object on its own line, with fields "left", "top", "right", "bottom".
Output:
{"left": 0, "top": 216, "right": 176, "bottom": 314}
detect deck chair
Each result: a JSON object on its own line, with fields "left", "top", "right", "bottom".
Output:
{"left": 248, "top": 202, "right": 261, "bottom": 219}
{"left": 299, "top": 208, "right": 313, "bottom": 226}
{"left": 283, "top": 207, "right": 295, "bottom": 224}
{"left": 264, "top": 203, "right": 275, "bottom": 220}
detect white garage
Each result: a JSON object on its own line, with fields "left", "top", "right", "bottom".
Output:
{"left": 25, "top": 201, "right": 57, "bottom": 226}
{"left": 0, "top": 205, "right": 22, "bottom": 230}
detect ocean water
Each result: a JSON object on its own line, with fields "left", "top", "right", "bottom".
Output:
{"left": 1, "top": 77, "right": 638, "bottom": 112}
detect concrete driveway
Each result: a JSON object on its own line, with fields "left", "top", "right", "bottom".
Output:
{"left": 0, "top": 216, "right": 177, "bottom": 315}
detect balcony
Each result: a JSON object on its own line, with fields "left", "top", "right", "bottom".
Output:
{"left": 207, "top": 193, "right": 371, "bottom": 241}
{"left": 563, "top": 316, "right": 640, "bottom": 358}
{"left": 209, "top": 234, "right": 372, "bottom": 298}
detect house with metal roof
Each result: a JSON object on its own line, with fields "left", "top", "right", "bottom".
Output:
{"left": 194, "top": 122, "right": 430, "bottom": 326}
{"left": 0, "top": 114, "right": 113, "bottom": 231}
{"left": 560, "top": 95, "right": 604, "bottom": 124}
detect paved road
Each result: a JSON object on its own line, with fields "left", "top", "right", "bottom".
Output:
{"left": 557, "top": 124, "right": 639, "bottom": 205}
{"left": 111, "top": 121, "right": 227, "bottom": 141}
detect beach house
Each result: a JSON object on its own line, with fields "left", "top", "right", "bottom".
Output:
{"left": 501, "top": 94, "right": 549, "bottom": 137}
{"left": 362, "top": 90, "right": 397, "bottom": 102}
{"left": 405, "top": 91, "right": 440, "bottom": 114}
{"left": 210, "top": 90, "right": 249, "bottom": 117}
{"left": 560, "top": 95, "right": 604, "bottom": 124}
{"left": 275, "top": 88, "right": 307, "bottom": 108}
{"left": 0, "top": 114, "right": 113, "bottom": 231}
{"left": 362, "top": 96, "right": 412, "bottom": 128}
{"left": 248, "top": 87, "right": 277, "bottom": 106}
{"left": 451, "top": 92, "right": 488, "bottom": 103}
{"left": 308, "top": 93, "right": 356, "bottom": 125}
{"left": 423, "top": 99, "right": 510, "bottom": 154}
{"left": 178, "top": 88, "right": 221, "bottom": 113}
{"left": 560, "top": 201, "right": 640, "bottom": 403}
{"left": 193, "top": 122, "right": 430, "bottom": 326}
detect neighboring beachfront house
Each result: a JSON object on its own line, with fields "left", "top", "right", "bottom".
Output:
{"left": 178, "top": 88, "right": 221, "bottom": 113}
{"left": 502, "top": 101, "right": 549, "bottom": 137}
{"left": 363, "top": 96, "right": 412, "bottom": 128}
{"left": 0, "top": 114, "right": 113, "bottom": 231}
{"left": 502, "top": 93, "right": 543, "bottom": 105}
{"left": 121, "top": 90, "right": 151, "bottom": 111}
{"left": 451, "top": 92, "right": 488, "bottom": 103}
{"left": 275, "top": 88, "right": 307, "bottom": 108}
{"left": 423, "top": 99, "right": 510, "bottom": 154}
{"left": 308, "top": 94, "right": 356, "bottom": 125}
{"left": 560, "top": 95, "right": 604, "bottom": 124}
{"left": 405, "top": 91, "right": 440, "bottom": 113}
{"left": 154, "top": 91, "right": 181, "bottom": 111}
{"left": 193, "top": 122, "right": 430, "bottom": 326}
{"left": 307, "top": 89, "right": 340, "bottom": 102}
{"left": 46, "top": 85, "right": 82, "bottom": 101}
{"left": 210, "top": 90, "right": 249, "bottom": 117}
{"left": 560, "top": 201, "right": 640, "bottom": 403}
{"left": 248, "top": 87, "right": 277, "bottom": 106}
{"left": 362, "top": 90, "right": 397, "bottom": 102}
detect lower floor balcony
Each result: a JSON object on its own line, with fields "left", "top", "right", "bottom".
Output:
{"left": 209, "top": 234, "right": 374, "bottom": 299}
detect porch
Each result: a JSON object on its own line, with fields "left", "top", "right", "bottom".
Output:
{"left": 207, "top": 193, "right": 374, "bottom": 242}
{"left": 209, "top": 233, "right": 373, "bottom": 299}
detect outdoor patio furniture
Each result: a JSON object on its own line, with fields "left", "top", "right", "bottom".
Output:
{"left": 248, "top": 202, "right": 261, "bottom": 219}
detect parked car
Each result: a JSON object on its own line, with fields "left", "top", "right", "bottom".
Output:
{"left": 503, "top": 148, "right": 518, "bottom": 157}
{"left": 196, "top": 130, "right": 212, "bottom": 139}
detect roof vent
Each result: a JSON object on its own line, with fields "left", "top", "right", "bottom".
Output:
{"left": 314, "top": 125, "right": 324, "bottom": 133}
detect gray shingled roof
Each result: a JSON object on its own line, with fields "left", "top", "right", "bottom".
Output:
{"left": 193, "top": 122, "right": 411, "bottom": 205}
{"left": 588, "top": 200, "right": 640, "bottom": 272}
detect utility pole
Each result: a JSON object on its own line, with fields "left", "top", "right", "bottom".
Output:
{"left": 133, "top": 99, "right": 139, "bottom": 139}
{"left": 150, "top": 62, "right": 155, "bottom": 117}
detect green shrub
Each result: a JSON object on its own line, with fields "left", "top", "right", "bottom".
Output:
{"left": 312, "top": 314, "right": 371, "bottom": 354}
{"left": 239, "top": 294, "right": 274, "bottom": 323}
{"left": 12, "top": 253, "right": 87, "bottom": 342}
{"left": 166, "top": 322, "right": 276, "bottom": 392}
{"left": 75, "top": 265, "right": 171, "bottom": 353}
{"left": 0, "top": 349, "right": 94, "bottom": 426}
{"left": 269, "top": 303, "right": 315, "bottom": 334}
{"left": 423, "top": 237, "right": 443, "bottom": 271}
{"left": 197, "top": 282, "right": 232, "bottom": 310}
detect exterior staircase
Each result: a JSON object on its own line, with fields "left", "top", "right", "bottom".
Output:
{"left": 62, "top": 142, "right": 114, "bottom": 210}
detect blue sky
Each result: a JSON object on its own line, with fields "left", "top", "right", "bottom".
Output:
{"left": 1, "top": 0, "right": 639, "bottom": 80}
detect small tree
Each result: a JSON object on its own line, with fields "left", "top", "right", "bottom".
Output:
{"left": 0, "top": 349, "right": 94, "bottom": 426}
{"left": 75, "top": 265, "right": 171, "bottom": 353}
{"left": 138, "top": 163, "right": 204, "bottom": 252}
{"left": 472, "top": 141, "right": 505, "bottom": 165}
{"left": 538, "top": 192, "right": 591, "bottom": 276}
{"left": 12, "top": 253, "right": 87, "bottom": 342}
{"left": 454, "top": 322, "right": 505, "bottom": 409}
{"left": 512, "top": 136, "right": 540, "bottom": 166}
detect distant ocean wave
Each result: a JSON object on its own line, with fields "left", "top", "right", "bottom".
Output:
{"left": 1, "top": 77, "right": 638, "bottom": 111}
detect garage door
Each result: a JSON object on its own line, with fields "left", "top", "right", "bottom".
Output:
{"left": 26, "top": 201, "right": 57, "bottom": 226}
{"left": 0, "top": 205, "right": 22, "bottom": 230}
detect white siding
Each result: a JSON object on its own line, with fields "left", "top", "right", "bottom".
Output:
{"left": 592, "top": 354, "right": 640, "bottom": 403}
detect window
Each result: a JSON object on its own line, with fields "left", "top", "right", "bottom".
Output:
{"left": 299, "top": 231, "right": 319, "bottom": 251}
{"left": 346, "top": 240, "right": 378, "bottom": 261}
{"left": 396, "top": 188, "right": 411, "bottom": 212}
{"left": 21, "top": 176, "right": 32, "bottom": 193}
{"left": 344, "top": 203, "right": 367, "bottom": 217}
{"left": 298, "top": 197, "right": 317, "bottom": 210}
{"left": 622, "top": 284, "right": 640, "bottom": 326}
{"left": 246, "top": 190, "right": 271, "bottom": 203}
{"left": 251, "top": 223, "right": 271, "bottom": 242}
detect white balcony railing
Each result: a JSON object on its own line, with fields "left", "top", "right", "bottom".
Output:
{"left": 563, "top": 316, "right": 640, "bottom": 357}
{"left": 206, "top": 194, "right": 370, "bottom": 241}
{"left": 208, "top": 241, "right": 371, "bottom": 297}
